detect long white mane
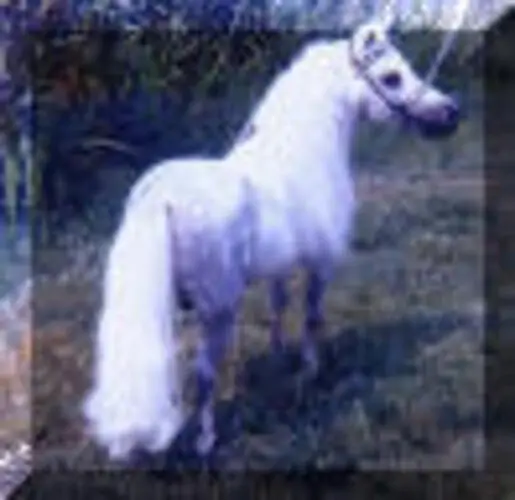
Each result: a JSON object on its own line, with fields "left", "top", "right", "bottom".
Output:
{"left": 236, "top": 40, "right": 348, "bottom": 142}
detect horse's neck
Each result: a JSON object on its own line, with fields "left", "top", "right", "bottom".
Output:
{"left": 290, "top": 105, "right": 355, "bottom": 203}
{"left": 233, "top": 49, "right": 359, "bottom": 194}
{"left": 253, "top": 63, "right": 356, "bottom": 178}
{"left": 266, "top": 98, "right": 356, "bottom": 185}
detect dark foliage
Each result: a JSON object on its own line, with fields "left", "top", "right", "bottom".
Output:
{"left": 0, "top": 1, "right": 480, "bottom": 235}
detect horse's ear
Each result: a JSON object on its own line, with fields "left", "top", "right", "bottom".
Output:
{"left": 374, "top": 3, "right": 397, "bottom": 32}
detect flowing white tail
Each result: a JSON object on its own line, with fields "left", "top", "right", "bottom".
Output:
{"left": 83, "top": 197, "right": 185, "bottom": 460}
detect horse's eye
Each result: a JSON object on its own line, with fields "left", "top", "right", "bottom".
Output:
{"left": 381, "top": 72, "right": 401, "bottom": 89}
{"left": 365, "top": 32, "right": 376, "bottom": 49}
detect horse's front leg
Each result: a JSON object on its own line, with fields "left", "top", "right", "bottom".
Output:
{"left": 302, "top": 269, "right": 329, "bottom": 375}
{"left": 269, "top": 278, "right": 289, "bottom": 353}
{"left": 196, "top": 309, "right": 235, "bottom": 455}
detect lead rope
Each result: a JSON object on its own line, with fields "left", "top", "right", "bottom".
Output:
{"left": 412, "top": 0, "right": 472, "bottom": 99}
{"left": 372, "top": 0, "right": 471, "bottom": 89}
{"left": 422, "top": 27, "right": 462, "bottom": 87}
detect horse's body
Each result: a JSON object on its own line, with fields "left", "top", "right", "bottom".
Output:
{"left": 84, "top": 21, "right": 461, "bottom": 461}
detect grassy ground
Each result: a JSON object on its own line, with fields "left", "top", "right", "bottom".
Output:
{"left": 0, "top": 83, "right": 486, "bottom": 492}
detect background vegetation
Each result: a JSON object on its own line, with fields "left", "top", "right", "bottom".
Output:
{"left": 0, "top": 0, "right": 482, "bottom": 241}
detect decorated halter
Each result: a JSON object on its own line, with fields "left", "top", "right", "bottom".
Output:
{"left": 349, "top": 23, "right": 414, "bottom": 119}
{"left": 349, "top": 0, "right": 470, "bottom": 119}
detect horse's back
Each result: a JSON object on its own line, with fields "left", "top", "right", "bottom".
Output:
{"left": 127, "top": 157, "right": 245, "bottom": 222}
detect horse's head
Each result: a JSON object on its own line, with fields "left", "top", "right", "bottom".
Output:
{"left": 344, "top": 18, "right": 461, "bottom": 139}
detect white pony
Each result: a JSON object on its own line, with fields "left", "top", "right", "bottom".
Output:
{"left": 83, "top": 18, "right": 461, "bottom": 461}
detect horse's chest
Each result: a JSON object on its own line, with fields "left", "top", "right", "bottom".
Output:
{"left": 296, "top": 214, "right": 346, "bottom": 263}
{"left": 293, "top": 184, "right": 354, "bottom": 260}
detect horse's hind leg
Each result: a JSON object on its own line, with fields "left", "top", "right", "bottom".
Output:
{"left": 302, "top": 269, "right": 328, "bottom": 375}
{"left": 269, "top": 278, "right": 289, "bottom": 353}
{"left": 195, "top": 309, "right": 235, "bottom": 455}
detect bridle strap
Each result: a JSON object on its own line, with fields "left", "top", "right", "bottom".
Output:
{"left": 348, "top": 35, "right": 418, "bottom": 124}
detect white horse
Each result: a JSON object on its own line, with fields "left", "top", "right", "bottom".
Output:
{"left": 83, "top": 18, "right": 461, "bottom": 462}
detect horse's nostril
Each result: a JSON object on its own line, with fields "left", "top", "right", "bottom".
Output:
{"left": 415, "top": 100, "right": 461, "bottom": 139}
{"left": 445, "top": 93, "right": 461, "bottom": 120}
{"left": 434, "top": 101, "right": 460, "bottom": 125}
{"left": 445, "top": 102, "right": 460, "bottom": 122}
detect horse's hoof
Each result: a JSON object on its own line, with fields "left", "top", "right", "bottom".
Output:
{"left": 196, "top": 431, "right": 216, "bottom": 456}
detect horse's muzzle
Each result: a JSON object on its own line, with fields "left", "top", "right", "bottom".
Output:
{"left": 412, "top": 99, "right": 461, "bottom": 140}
